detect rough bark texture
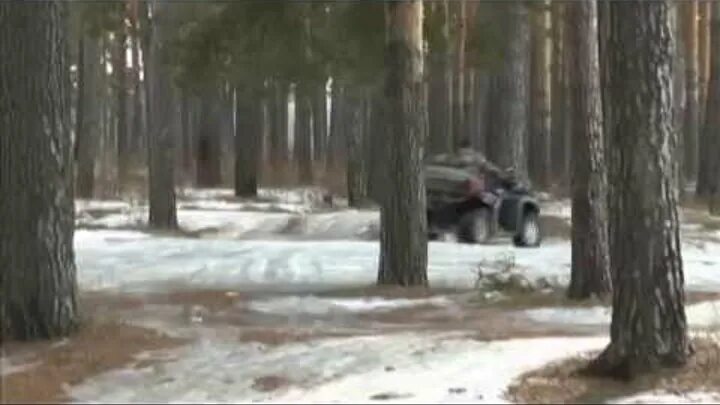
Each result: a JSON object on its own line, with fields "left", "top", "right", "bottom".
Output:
{"left": 589, "top": 0, "right": 691, "bottom": 379}
{"left": 294, "top": 86, "right": 314, "bottom": 184}
{"left": 428, "top": 0, "right": 453, "bottom": 155}
{"left": 683, "top": 1, "right": 700, "bottom": 185}
{"left": 566, "top": 0, "right": 611, "bottom": 301}
{"left": 76, "top": 30, "right": 101, "bottom": 199}
{"left": 235, "top": 92, "right": 261, "bottom": 198}
{"left": 706, "top": 2, "right": 720, "bottom": 214}
{"left": 345, "top": 92, "right": 369, "bottom": 207}
{"left": 497, "top": 1, "right": 531, "bottom": 182}
{"left": 145, "top": 0, "right": 178, "bottom": 230}
{"left": 196, "top": 86, "right": 224, "bottom": 188}
{"left": 377, "top": 0, "right": 428, "bottom": 287}
{"left": 530, "top": 1, "right": 552, "bottom": 189}
{"left": 0, "top": 1, "right": 79, "bottom": 341}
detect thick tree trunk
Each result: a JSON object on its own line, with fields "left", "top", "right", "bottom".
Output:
{"left": 530, "top": 1, "right": 552, "bottom": 189}
{"left": 0, "top": 1, "right": 79, "bottom": 341}
{"left": 706, "top": 2, "right": 720, "bottom": 214}
{"left": 589, "top": 0, "right": 691, "bottom": 379}
{"left": 497, "top": 1, "right": 531, "bottom": 182}
{"left": 114, "top": 27, "right": 130, "bottom": 194}
{"left": 76, "top": 30, "right": 102, "bottom": 199}
{"left": 196, "top": 86, "right": 223, "bottom": 188}
{"left": 377, "top": 0, "right": 428, "bottom": 287}
{"left": 294, "top": 85, "right": 314, "bottom": 184}
{"left": 428, "top": 0, "right": 453, "bottom": 155}
{"left": 146, "top": 0, "right": 178, "bottom": 230}
{"left": 682, "top": 1, "right": 700, "bottom": 185}
{"left": 235, "top": 91, "right": 262, "bottom": 198}
{"left": 566, "top": 0, "right": 611, "bottom": 300}
{"left": 312, "top": 81, "right": 327, "bottom": 164}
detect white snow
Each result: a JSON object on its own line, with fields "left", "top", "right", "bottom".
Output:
{"left": 612, "top": 391, "right": 720, "bottom": 404}
{"left": 523, "top": 300, "right": 720, "bottom": 329}
{"left": 0, "top": 356, "right": 40, "bottom": 377}
{"left": 247, "top": 296, "right": 453, "bottom": 316}
{"left": 69, "top": 333, "right": 608, "bottom": 404}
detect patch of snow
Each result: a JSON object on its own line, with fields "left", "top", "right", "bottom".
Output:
{"left": 247, "top": 296, "right": 452, "bottom": 316}
{"left": 0, "top": 356, "right": 40, "bottom": 377}
{"left": 523, "top": 300, "right": 720, "bottom": 328}
{"left": 70, "top": 333, "right": 607, "bottom": 404}
{"left": 612, "top": 390, "right": 720, "bottom": 404}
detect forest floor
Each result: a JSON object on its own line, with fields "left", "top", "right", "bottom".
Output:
{"left": 3, "top": 187, "right": 720, "bottom": 404}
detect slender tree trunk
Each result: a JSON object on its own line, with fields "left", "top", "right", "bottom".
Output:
{"left": 312, "top": 81, "right": 327, "bottom": 164}
{"left": 706, "top": 2, "right": 720, "bottom": 214}
{"left": 682, "top": 0, "right": 700, "bottom": 186}
{"left": 130, "top": 1, "right": 145, "bottom": 161}
{"left": 530, "top": 1, "right": 552, "bottom": 189}
{"left": 452, "top": 0, "right": 467, "bottom": 149}
{"left": 566, "top": 0, "right": 611, "bottom": 300}
{"left": 551, "top": 1, "right": 567, "bottom": 188}
{"left": 196, "top": 86, "right": 223, "bottom": 188}
{"left": 697, "top": 1, "right": 715, "bottom": 198}
{"left": 294, "top": 85, "right": 314, "bottom": 184}
{"left": 145, "top": 0, "right": 177, "bottom": 230}
{"left": 473, "top": 70, "right": 491, "bottom": 152}
{"left": 378, "top": 0, "right": 428, "bottom": 287}
{"left": 76, "top": 30, "right": 101, "bottom": 199}
{"left": 179, "top": 90, "right": 194, "bottom": 182}
{"left": 428, "top": 0, "right": 453, "bottom": 155}
{"left": 235, "top": 91, "right": 262, "bottom": 198}
{"left": 345, "top": 91, "right": 369, "bottom": 207}
{"left": 115, "top": 27, "right": 130, "bottom": 194}
{"left": 0, "top": 1, "right": 79, "bottom": 341}
{"left": 269, "top": 81, "right": 289, "bottom": 167}
{"left": 589, "top": 0, "right": 690, "bottom": 379}
{"left": 699, "top": 1, "right": 711, "bottom": 125}
{"left": 497, "top": 1, "right": 531, "bottom": 182}
{"left": 327, "top": 81, "right": 346, "bottom": 170}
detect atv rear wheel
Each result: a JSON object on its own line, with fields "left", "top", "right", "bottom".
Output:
{"left": 513, "top": 211, "right": 542, "bottom": 247}
{"left": 457, "top": 207, "right": 493, "bottom": 244}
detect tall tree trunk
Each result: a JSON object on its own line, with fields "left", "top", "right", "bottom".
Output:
{"left": 76, "top": 30, "right": 101, "bottom": 199}
{"left": 294, "top": 85, "right": 314, "bottom": 184}
{"left": 146, "top": 0, "right": 178, "bottom": 230}
{"left": 697, "top": 1, "right": 715, "bottom": 198}
{"left": 326, "top": 81, "right": 346, "bottom": 170}
{"left": 428, "top": 0, "right": 453, "bottom": 155}
{"left": 269, "top": 81, "right": 289, "bottom": 166}
{"left": 551, "top": 1, "right": 567, "bottom": 188}
{"left": 235, "top": 91, "right": 262, "bottom": 198}
{"left": 345, "top": 91, "right": 369, "bottom": 207}
{"left": 699, "top": 1, "right": 712, "bottom": 125}
{"left": 114, "top": 27, "right": 130, "bottom": 194}
{"left": 312, "top": 81, "right": 327, "bottom": 164}
{"left": 530, "top": 1, "right": 552, "bottom": 189}
{"left": 589, "top": 0, "right": 690, "bottom": 379}
{"left": 0, "top": 1, "right": 79, "bottom": 341}
{"left": 196, "top": 86, "right": 223, "bottom": 188}
{"left": 706, "top": 2, "right": 720, "bottom": 214}
{"left": 452, "top": 0, "right": 467, "bottom": 149}
{"left": 179, "top": 90, "right": 194, "bottom": 182}
{"left": 683, "top": 0, "right": 700, "bottom": 186}
{"left": 497, "top": 1, "right": 531, "bottom": 182}
{"left": 377, "top": 0, "right": 428, "bottom": 287}
{"left": 566, "top": 0, "right": 611, "bottom": 300}
{"left": 130, "top": 1, "right": 145, "bottom": 161}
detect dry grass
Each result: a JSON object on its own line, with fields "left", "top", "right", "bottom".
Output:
{"left": 508, "top": 338, "right": 720, "bottom": 404}
{"left": 0, "top": 321, "right": 185, "bottom": 404}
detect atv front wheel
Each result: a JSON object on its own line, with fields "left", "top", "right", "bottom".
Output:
{"left": 513, "top": 211, "right": 542, "bottom": 247}
{"left": 457, "top": 207, "right": 493, "bottom": 244}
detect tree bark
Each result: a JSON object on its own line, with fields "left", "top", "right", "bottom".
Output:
{"left": 269, "top": 81, "right": 289, "bottom": 166}
{"left": 697, "top": 0, "right": 716, "bottom": 198}
{"left": 589, "top": 0, "right": 691, "bottom": 379}
{"left": 566, "top": 0, "right": 611, "bottom": 300}
{"left": 294, "top": 85, "right": 314, "bottom": 184}
{"left": 312, "top": 81, "right": 327, "bottom": 164}
{"left": 699, "top": 1, "right": 712, "bottom": 125}
{"left": 682, "top": 1, "right": 700, "bottom": 186}
{"left": 146, "top": 0, "right": 178, "bottom": 230}
{"left": 530, "top": 1, "right": 552, "bottom": 189}
{"left": 345, "top": 91, "right": 369, "bottom": 207}
{"left": 130, "top": 1, "right": 145, "bottom": 160}
{"left": 196, "top": 86, "right": 224, "bottom": 188}
{"left": 326, "top": 81, "right": 346, "bottom": 170}
{"left": 114, "top": 26, "right": 130, "bottom": 194}
{"left": 706, "top": 2, "right": 720, "bottom": 214}
{"left": 76, "top": 29, "right": 102, "bottom": 199}
{"left": 0, "top": 1, "right": 79, "bottom": 341}
{"left": 452, "top": 0, "right": 467, "bottom": 149}
{"left": 427, "top": 0, "right": 453, "bottom": 155}
{"left": 235, "top": 91, "right": 262, "bottom": 198}
{"left": 551, "top": 1, "right": 567, "bottom": 188}
{"left": 497, "top": 1, "right": 531, "bottom": 182}
{"left": 377, "top": 0, "right": 428, "bottom": 287}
